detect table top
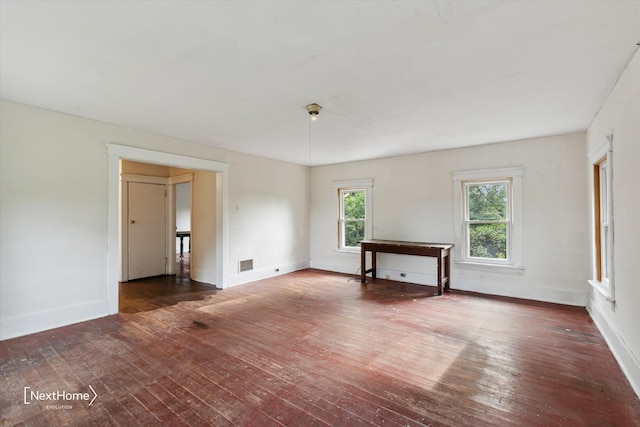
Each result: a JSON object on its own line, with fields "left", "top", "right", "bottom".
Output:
{"left": 360, "top": 239, "right": 453, "bottom": 249}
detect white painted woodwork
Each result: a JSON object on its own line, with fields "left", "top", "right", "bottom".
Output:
{"left": 190, "top": 171, "right": 219, "bottom": 285}
{"left": 127, "top": 182, "right": 167, "bottom": 280}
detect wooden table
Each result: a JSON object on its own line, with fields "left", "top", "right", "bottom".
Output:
{"left": 177, "top": 231, "right": 190, "bottom": 258}
{"left": 360, "top": 239, "right": 454, "bottom": 295}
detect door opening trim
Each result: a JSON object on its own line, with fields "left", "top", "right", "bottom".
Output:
{"left": 107, "top": 143, "right": 230, "bottom": 314}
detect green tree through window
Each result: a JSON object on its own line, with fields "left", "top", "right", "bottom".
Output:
{"left": 467, "top": 182, "right": 508, "bottom": 259}
{"left": 453, "top": 167, "right": 523, "bottom": 269}
{"left": 341, "top": 190, "right": 365, "bottom": 248}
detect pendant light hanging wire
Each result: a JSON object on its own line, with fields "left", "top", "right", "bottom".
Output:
{"left": 308, "top": 115, "right": 312, "bottom": 167}
{"left": 305, "top": 103, "right": 322, "bottom": 167}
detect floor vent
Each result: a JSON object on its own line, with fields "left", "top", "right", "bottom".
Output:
{"left": 239, "top": 259, "right": 253, "bottom": 273}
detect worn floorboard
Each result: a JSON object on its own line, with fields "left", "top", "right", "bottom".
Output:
{"left": 2, "top": 268, "right": 639, "bottom": 426}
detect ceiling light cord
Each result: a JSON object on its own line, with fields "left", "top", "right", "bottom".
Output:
{"left": 305, "top": 103, "right": 322, "bottom": 166}
{"left": 308, "top": 115, "right": 312, "bottom": 167}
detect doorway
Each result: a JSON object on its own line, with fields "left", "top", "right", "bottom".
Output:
{"left": 118, "top": 161, "right": 221, "bottom": 311}
{"left": 175, "top": 181, "right": 191, "bottom": 270}
{"left": 107, "top": 144, "right": 229, "bottom": 315}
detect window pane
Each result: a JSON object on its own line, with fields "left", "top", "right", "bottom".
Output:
{"left": 344, "top": 220, "right": 364, "bottom": 247}
{"left": 469, "top": 223, "right": 507, "bottom": 259}
{"left": 343, "top": 191, "right": 365, "bottom": 219}
{"left": 601, "top": 225, "right": 609, "bottom": 279}
{"left": 599, "top": 163, "right": 608, "bottom": 221}
{"left": 468, "top": 183, "right": 507, "bottom": 221}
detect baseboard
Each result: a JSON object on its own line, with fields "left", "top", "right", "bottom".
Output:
{"left": 226, "top": 259, "right": 310, "bottom": 288}
{"left": 311, "top": 260, "right": 586, "bottom": 306}
{"left": 0, "top": 299, "right": 109, "bottom": 341}
{"left": 310, "top": 258, "right": 439, "bottom": 284}
{"left": 191, "top": 269, "right": 218, "bottom": 286}
{"left": 309, "top": 260, "right": 360, "bottom": 277}
{"left": 371, "top": 268, "right": 436, "bottom": 285}
{"left": 452, "top": 277, "right": 587, "bottom": 306}
{"left": 587, "top": 300, "right": 640, "bottom": 398}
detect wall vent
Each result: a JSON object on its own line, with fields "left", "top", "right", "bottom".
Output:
{"left": 239, "top": 259, "right": 253, "bottom": 273}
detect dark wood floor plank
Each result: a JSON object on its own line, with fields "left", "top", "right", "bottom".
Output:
{"left": 158, "top": 298, "right": 516, "bottom": 425}
{"left": 47, "top": 331, "right": 149, "bottom": 427}
{"left": 127, "top": 313, "right": 331, "bottom": 426}
{"left": 120, "top": 313, "right": 285, "bottom": 426}
{"left": 118, "top": 254, "right": 220, "bottom": 314}
{"left": 131, "top": 298, "right": 423, "bottom": 426}
{"left": 2, "top": 268, "right": 639, "bottom": 426}
{"left": 163, "top": 307, "right": 414, "bottom": 426}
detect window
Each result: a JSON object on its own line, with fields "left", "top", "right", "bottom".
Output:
{"left": 453, "top": 168, "right": 524, "bottom": 272}
{"left": 339, "top": 188, "right": 365, "bottom": 248}
{"left": 333, "top": 179, "right": 373, "bottom": 251}
{"left": 588, "top": 137, "right": 614, "bottom": 301}
{"left": 595, "top": 158, "right": 610, "bottom": 282}
{"left": 465, "top": 180, "right": 510, "bottom": 261}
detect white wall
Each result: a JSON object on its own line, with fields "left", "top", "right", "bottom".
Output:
{"left": 121, "top": 160, "right": 170, "bottom": 177}
{"left": 227, "top": 153, "right": 310, "bottom": 285}
{"left": 175, "top": 181, "right": 191, "bottom": 256}
{"left": 586, "top": 50, "right": 640, "bottom": 396}
{"left": 0, "top": 99, "right": 310, "bottom": 339}
{"left": 191, "top": 170, "right": 218, "bottom": 284}
{"left": 310, "top": 132, "right": 588, "bottom": 306}
{"left": 175, "top": 182, "right": 191, "bottom": 234}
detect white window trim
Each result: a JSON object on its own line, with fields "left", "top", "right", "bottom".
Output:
{"left": 333, "top": 179, "right": 373, "bottom": 253}
{"left": 588, "top": 136, "right": 615, "bottom": 302}
{"left": 452, "top": 167, "right": 524, "bottom": 273}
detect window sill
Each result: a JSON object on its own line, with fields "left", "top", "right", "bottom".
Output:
{"left": 588, "top": 280, "right": 615, "bottom": 302}
{"left": 454, "top": 261, "right": 525, "bottom": 275}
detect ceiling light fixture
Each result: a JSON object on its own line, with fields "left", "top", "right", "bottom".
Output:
{"left": 306, "top": 103, "right": 322, "bottom": 122}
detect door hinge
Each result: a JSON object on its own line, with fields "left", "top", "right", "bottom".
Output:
{"left": 165, "top": 257, "right": 168, "bottom": 265}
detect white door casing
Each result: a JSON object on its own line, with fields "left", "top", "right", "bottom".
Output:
{"left": 127, "top": 182, "right": 167, "bottom": 280}
{"left": 107, "top": 143, "right": 230, "bottom": 314}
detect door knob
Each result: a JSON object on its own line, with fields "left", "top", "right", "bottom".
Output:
{"left": 130, "top": 220, "right": 135, "bottom": 224}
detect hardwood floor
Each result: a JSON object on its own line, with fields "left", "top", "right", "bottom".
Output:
{"left": 119, "top": 254, "right": 220, "bottom": 314}
{"left": 2, "top": 269, "right": 639, "bottom": 426}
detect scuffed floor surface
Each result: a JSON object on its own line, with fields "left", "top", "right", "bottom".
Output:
{"left": 2, "top": 269, "right": 639, "bottom": 426}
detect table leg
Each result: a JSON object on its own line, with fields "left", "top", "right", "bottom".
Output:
{"left": 437, "top": 252, "right": 443, "bottom": 295}
{"left": 444, "top": 250, "right": 451, "bottom": 291}
{"left": 361, "top": 248, "right": 366, "bottom": 283}
{"left": 372, "top": 251, "right": 377, "bottom": 280}
{"left": 179, "top": 236, "right": 184, "bottom": 258}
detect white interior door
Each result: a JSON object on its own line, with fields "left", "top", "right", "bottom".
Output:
{"left": 128, "top": 182, "right": 167, "bottom": 280}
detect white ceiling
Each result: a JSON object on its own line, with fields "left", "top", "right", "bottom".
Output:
{"left": 1, "top": 1, "right": 639, "bottom": 166}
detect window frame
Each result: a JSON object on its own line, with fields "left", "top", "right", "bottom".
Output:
{"left": 464, "top": 179, "right": 512, "bottom": 264}
{"left": 333, "top": 179, "right": 373, "bottom": 253}
{"left": 588, "top": 137, "right": 614, "bottom": 302}
{"left": 453, "top": 167, "right": 524, "bottom": 273}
